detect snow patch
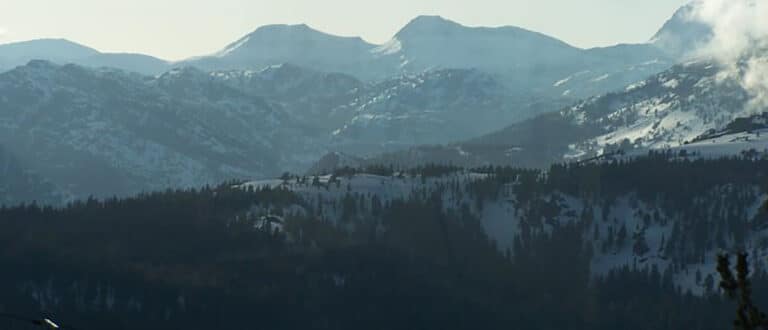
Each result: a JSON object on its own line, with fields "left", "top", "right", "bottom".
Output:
{"left": 216, "top": 36, "right": 251, "bottom": 57}
{"left": 591, "top": 74, "right": 610, "bottom": 82}
{"left": 372, "top": 38, "right": 403, "bottom": 56}
{"left": 553, "top": 76, "right": 572, "bottom": 87}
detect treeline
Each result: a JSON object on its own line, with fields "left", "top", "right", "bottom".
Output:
{"left": 322, "top": 163, "right": 464, "bottom": 179}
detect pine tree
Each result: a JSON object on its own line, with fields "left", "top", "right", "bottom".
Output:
{"left": 632, "top": 227, "right": 650, "bottom": 256}
{"left": 704, "top": 273, "right": 715, "bottom": 293}
{"left": 717, "top": 253, "right": 768, "bottom": 330}
{"left": 617, "top": 222, "right": 627, "bottom": 248}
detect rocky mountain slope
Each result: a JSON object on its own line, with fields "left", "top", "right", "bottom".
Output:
{"left": 211, "top": 63, "right": 366, "bottom": 131}
{"left": 214, "top": 64, "right": 561, "bottom": 153}
{"left": 329, "top": 69, "right": 535, "bottom": 152}
{"left": 0, "top": 61, "right": 321, "bottom": 199}
{"left": 316, "top": 60, "right": 763, "bottom": 171}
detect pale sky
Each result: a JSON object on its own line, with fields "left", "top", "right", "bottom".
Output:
{"left": 1, "top": 0, "right": 690, "bottom": 61}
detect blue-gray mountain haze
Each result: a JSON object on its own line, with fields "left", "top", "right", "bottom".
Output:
{"left": 0, "top": 3, "right": 739, "bottom": 204}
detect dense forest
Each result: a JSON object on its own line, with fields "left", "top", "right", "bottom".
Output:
{"left": 1, "top": 155, "right": 767, "bottom": 330}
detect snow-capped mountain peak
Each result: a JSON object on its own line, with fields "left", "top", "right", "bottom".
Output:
{"left": 215, "top": 23, "right": 371, "bottom": 58}
{"left": 187, "top": 22, "right": 383, "bottom": 78}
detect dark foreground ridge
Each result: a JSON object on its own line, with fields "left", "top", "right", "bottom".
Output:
{"left": 1, "top": 155, "right": 767, "bottom": 330}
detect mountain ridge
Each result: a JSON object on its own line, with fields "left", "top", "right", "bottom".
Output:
{"left": 0, "top": 38, "right": 170, "bottom": 75}
{"left": 308, "top": 59, "right": 764, "bottom": 173}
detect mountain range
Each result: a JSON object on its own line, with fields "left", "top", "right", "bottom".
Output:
{"left": 184, "top": 15, "right": 677, "bottom": 104}
{"left": 2, "top": 5, "right": 707, "bottom": 87}
{"left": 312, "top": 60, "right": 765, "bottom": 172}
{"left": 0, "top": 61, "right": 315, "bottom": 201}
{"left": 0, "top": 1, "right": 752, "bottom": 204}
{"left": 0, "top": 61, "right": 528, "bottom": 201}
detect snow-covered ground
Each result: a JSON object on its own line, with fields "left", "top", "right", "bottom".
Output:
{"left": 240, "top": 170, "right": 768, "bottom": 296}
{"left": 611, "top": 128, "right": 768, "bottom": 161}
{"left": 563, "top": 61, "right": 755, "bottom": 160}
{"left": 672, "top": 128, "right": 768, "bottom": 158}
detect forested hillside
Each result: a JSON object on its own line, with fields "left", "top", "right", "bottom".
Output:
{"left": 1, "top": 155, "right": 767, "bottom": 329}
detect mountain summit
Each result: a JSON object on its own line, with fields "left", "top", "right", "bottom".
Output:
{"left": 393, "top": 15, "right": 468, "bottom": 38}
{"left": 215, "top": 23, "right": 374, "bottom": 57}
{"left": 0, "top": 39, "right": 98, "bottom": 71}
{"left": 381, "top": 15, "right": 581, "bottom": 73}
{"left": 188, "top": 24, "right": 387, "bottom": 79}
{"left": 651, "top": 1, "right": 714, "bottom": 57}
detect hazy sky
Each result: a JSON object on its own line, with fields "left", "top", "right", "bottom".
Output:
{"left": 1, "top": 0, "right": 690, "bottom": 61}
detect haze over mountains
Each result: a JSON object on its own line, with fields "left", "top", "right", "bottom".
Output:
{"left": 0, "top": 38, "right": 171, "bottom": 75}
{"left": 183, "top": 14, "right": 679, "bottom": 104}
{"left": 342, "top": 60, "right": 758, "bottom": 171}
{"left": 1, "top": 6, "right": 703, "bottom": 84}
{"left": 0, "top": 1, "right": 760, "bottom": 205}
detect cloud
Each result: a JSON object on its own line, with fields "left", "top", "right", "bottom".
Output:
{"left": 686, "top": 0, "right": 768, "bottom": 110}
{"left": 0, "top": 27, "right": 7, "bottom": 38}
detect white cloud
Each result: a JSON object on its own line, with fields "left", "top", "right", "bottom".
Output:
{"left": 686, "top": 0, "right": 768, "bottom": 110}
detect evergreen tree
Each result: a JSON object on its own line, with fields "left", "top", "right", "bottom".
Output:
{"left": 617, "top": 222, "right": 628, "bottom": 248}
{"left": 717, "top": 253, "right": 768, "bottom": 330}
{"left": 633, "top": 227, "right": 650, "bottom": 256}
